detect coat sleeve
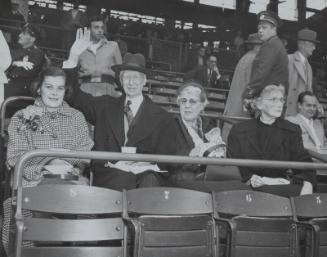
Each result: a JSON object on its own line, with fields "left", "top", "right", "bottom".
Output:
{"left": 65, "top": 68, "right": 98, "bottom": 125}
{"left": 0, "top": 30, "right": 11, "bottom": 72}
{"left": 289, "top": 125, "right": 317, "bottom": 187}
{"left": 227, "top": 126, "right": 252, "bottom": 182}
{"left": 243, "top": 41, "right": 278, "bottom": 98}
{"left": 155, "top": 113, "right": 179, "bottom": 172}
{"left": 61, "top": 111, "right": 94, "bottom": 172}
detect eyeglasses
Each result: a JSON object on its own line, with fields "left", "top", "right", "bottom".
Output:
{"left": 178, "top": 98, "right": 201, "bottom": 106}
{"left": 262, "top": 97, "right": 286, "bottom": 104}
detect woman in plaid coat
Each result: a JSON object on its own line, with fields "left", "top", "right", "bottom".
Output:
{"left": 2, "top": 66, "right": 93, "bottom": 253}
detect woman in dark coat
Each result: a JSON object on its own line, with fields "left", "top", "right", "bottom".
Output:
{"left": 170, "top": 81, "right": 226, "bottom": 186}
{"left": 228, "top": 84, "right": 316, "bottom": 196}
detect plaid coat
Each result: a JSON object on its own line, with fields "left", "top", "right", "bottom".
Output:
{"left": 7, "top": 98, "right": 94, "bottom": 187}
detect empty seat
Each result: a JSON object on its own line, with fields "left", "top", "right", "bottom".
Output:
{"left": 213, "top": 190, "right": 296, "bottom": 257}
{"left": 123, "top": 187, "right": 217, "bottom": 257}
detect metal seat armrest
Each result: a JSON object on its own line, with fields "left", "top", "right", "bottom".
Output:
{"left": 295, "top": 221, "right": 320, "bottom": 257}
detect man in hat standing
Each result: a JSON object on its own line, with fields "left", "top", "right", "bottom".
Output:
{"left": 222, "top": 33, "right": 262, "bottom": 140}
{"left": 285, "top": 29, "right": 319, "bottom": 116}
{"left": 243, "top": 11, "right": 288, "bottom": 108}
{"left": 63, "top": 28, "right": 177, "bottom": 191}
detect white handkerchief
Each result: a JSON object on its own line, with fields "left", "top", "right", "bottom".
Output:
{"left": 105, "top": 161, "right": 166, "bottom": 175}
{"left": 261, "top": 177, "right": 290, "bottom": 185}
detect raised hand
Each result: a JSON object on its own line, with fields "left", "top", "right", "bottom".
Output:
{"left": 69, "top": 27, "right": 92, "bottom": 57}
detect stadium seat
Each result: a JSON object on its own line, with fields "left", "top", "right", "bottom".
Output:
{"left": 292, "top": 193, "right": 327, "bottom": 257}
{"left": 123, "top": 187, "right": 217, "bottom": 257}
{"left": 213, "top": 190, "right": 296, "bottom": 257}
{"left": 14, "top": 185, "right": 126, "bottom": 257}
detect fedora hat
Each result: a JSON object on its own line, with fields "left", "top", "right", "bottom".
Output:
{"left": 297, "top": 29, "right": 319, "bottom": 43}
{"left": 257, "top": 11, "right": 282, "bottom": 28}
{"left": 244, "top": 33, "right": 263, "bottom": 44}
{"left": 112, "top": 53, "right": 148, "bottom": 75}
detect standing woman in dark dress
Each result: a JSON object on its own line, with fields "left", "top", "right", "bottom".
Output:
{"left": 228, "top": 84, "right": 316, "bottom": 196}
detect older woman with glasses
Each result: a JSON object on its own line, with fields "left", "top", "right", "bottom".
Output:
{"left": 170, "top": 81, "right": 227, "bottom": 188}
{"left": 228, "top": 84, "right": 316, "bottom": 196}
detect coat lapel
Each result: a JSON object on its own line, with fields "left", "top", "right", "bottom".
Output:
{"left": 296, "top": 114, "right": 317, "bottom": 146}
{"left": 293, "top": 51, "right": 307, "bottom": 83}
{"left": 106, "top": 97, "right": 125, "bottom": 146}
{"left": 175, "top": 116, "right": 195, "bottom": 149}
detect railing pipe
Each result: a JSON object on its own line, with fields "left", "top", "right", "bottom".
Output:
{"left": 13, "top": 149, "right": 327, "bottom": 189}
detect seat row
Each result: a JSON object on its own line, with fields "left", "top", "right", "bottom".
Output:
{"left": 12, "top": 185, "right": 327, "bottom": 257}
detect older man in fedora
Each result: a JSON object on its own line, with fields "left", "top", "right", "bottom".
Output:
{"left": 222, "top": 33, "right": 262, "bottom": 140}
{"left": 63, "top": 28, "right": 177, "bottom": 190}
{"left": 285, "top": 29, "right": 319, "bottom": 116}
{"left": 242, "top": 11, "right": 288, "bottom": 110}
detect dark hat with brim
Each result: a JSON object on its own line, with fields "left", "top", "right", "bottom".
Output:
{"left": 112, "top": 53, "right": 149, "bottom": 75}
{"left": 257, "top": 11, "right": 281, "bottom": 28}
{"left": 21, "top": 23, "right": 41, "bottom": 40}
{"left": 244, "top": 33, "right": 263, "bottom": 44}
{"left": 297, "top": 28, "right": 320, "bottom": 43}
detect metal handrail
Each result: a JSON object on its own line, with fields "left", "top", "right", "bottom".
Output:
{"left": 0, "top": 96, "right": 35, "bottom": 137}
{"left": 13, "top": 149, "right": 327, "bottom": 190}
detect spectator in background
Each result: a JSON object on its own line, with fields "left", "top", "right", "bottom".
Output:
{"left": 285, "top": 29, "right": 318, "bottom": 116}
{"left": 228, "top": 84, "right": 316, "bottom": 197}
{"left": 0, "top": 30, "right": 12, "bottom": 106}
{"left": 77, "top": 17, "right": 122, "bottom": 97}
{"left": 61, "top": 0, "right": 87, "bottom": 50}
{"left": 0, "top": 0, "right": 25, "bottom": 47}
{"left": 286, "top": 91, "right": 326, "bottom": 154}
{"left": 222, "top": 33, "right": 262, "bottom": 140}
{"left": 5, "top": 23, "right": 45, "bottom": 116}
{"left": 243, "top": 11, "right": 288, "bottom": 112}
{"left": 233, "top": 30, "right": 244, "bottom": 57}
{"left": 185, "top": 54, "right": 221, "bottom": 88}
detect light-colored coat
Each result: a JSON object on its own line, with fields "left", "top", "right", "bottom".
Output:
{"left": 285, "top": 51, "right": 313, "bottom": 116}
{"left": 286, "top": 114, "right": 325, "bottom": 152}
{"left": 221, "top": 50, "right": 253, "bottom": 140}
{"left": 0, "top": 30, "right": 11, "bottom": 84}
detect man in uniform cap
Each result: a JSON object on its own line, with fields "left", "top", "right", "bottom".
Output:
{"left": 5, "top": 23, "right": 45, "bottom": 116}
{"left": 63, "top": 28, "right": 178, "bottom": 191}
{"left": 222, "top": 33, "right": 262, "bottom": 140}
{"left": 242, "top": 11, "right": 288, "bottom": 110}
{"left": 285, "top": 28, "right": 319, "bottom": 116}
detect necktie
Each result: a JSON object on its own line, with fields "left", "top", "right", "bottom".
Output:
{"left": 124, "top": 100, "right": 134, "bottom": 126}
{"left": 304, "top": 60, "right": 310, "bottom": 85}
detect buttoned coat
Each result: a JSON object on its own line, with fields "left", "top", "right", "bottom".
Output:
{"left": 285, "top": 51, "right": 313, "bottom": 116}
{"left": 227, "top": 118, "right": 316, "bottom": 187}
{"left": 244, "top": 35, "right": 288, "bottom": 98}
{"left": 66, "top": 69, "right": 178, "bottom": 189}
{"left": 286, "top": 114, "right": 325, "bottom": 151}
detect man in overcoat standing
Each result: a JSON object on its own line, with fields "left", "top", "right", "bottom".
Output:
{"left": 285, "top": 29, "right": 318, "bottom": 116}
{"left": 243, "top": 11, "right": 288, "bottom": 109}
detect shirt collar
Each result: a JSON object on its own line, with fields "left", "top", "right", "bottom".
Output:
{"left": 125, "top": 95, "right": 144, "bottom": 116}
{"left": 299, "top": 113, "right": 313, "bottom": 125}
{"left": 35, "top": 98, "right": 73, "bottom": 117}
{"left": 298, "top": 51, "right": 306, "bottom": 64}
